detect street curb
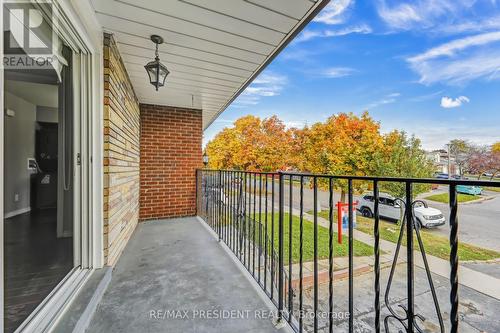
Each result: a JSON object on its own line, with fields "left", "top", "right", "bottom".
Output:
{"left": 462, "top": 258, "right": 500, "bottom": 264}
{"left": 423, "top": 193, "right": 499, "bottom": 205}
{"left": 460, "top": 194, "right": 499, "bottom": 205}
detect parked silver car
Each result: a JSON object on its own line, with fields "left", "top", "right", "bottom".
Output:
{"left": 358, "top": 192, "right": 445, "bottom": 228}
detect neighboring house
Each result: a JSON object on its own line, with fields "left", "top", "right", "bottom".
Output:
{"left": 0, "top": 1, "right": 331, "bottom": 332}
{"left": 426, "top": 149, "right": 461, "bottom": 176}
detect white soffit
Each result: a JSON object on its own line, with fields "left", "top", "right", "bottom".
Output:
{"left": 92, "top": 0, "right": 330, "bottom": 129}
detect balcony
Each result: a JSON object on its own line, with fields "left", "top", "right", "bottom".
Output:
{"left": 83, "top": 170, "right": 500, "bottom": 333}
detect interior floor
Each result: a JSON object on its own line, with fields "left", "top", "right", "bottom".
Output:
{"left": 4, "top": 209, "right": 73, "bottom": 333}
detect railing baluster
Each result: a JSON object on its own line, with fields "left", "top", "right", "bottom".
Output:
{"left": 328, "top": 177, "right": 334, "bottom": 333}
{"left": 288, "top": 175, "right": 293, "bottom": 320}
{"left": 406, "top": 181, "right": 415, "bottom": 333}
{"left": 348, "top": 178, "right": 354, "bottom": 333}
{"left": 247, "top": 173, "right": 251, "bottom": 270}
{"left": 271, "top": 173, "right": 276, "bottom": 301}
{"left": 211, "top": 171, "right": 214, "bottom": 230}
{"left": 299, "top": 175, "right": 304, "bottom": 333}
{"left": 253, "top": 174, "right": 257, "bottom": 277}
{"left": 313, "top": 176, "right": 319, "bottom": 332}
{"left": 231, "top": 171, "right": 235, "bottom": 250}
{"left": 227, "top": 172, "right": 233, "bottom": 252}
{"left": 259, "top": 174, "right": 263, "bottom": 284}
{"left": 373, "top": 180, "right": 381, "bottom": 333}
{"left": 231, "top": 171, "right": 235, "bottom": 253}
{"left": 220, "top": 171, "right": 224, "bottom": 240}
{"left": 278, "top": 172, "right": 284, "bottom": 322}
{"left": 244, "top": 172, "right": 248, "bottom": 268}
{"left": 449, "top": 184, "right": 459, "bottom": 333}
{"left": 225, "top": 171, "right": 228, "bottom": 245}
{"left": 236, "top": 172, "right": 241, "bottom": 256}
{"left": 264, "top": 174, "right": 269, "bottom": 293}
{"left": 213, "top": 171, "right": 216, "bottom": 232}
{"left": 208, "top": 172, "right": 212, "bottom": 228}
{"left": 236, "top": 171, "right": 240, "bottom": 252}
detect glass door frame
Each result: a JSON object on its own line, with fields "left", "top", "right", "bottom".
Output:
{"left": 1, "top": 0, "right": 103, "bottom": 331}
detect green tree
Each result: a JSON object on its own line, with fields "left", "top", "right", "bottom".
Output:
{"left": 375, "top": 131, "right": 434, "bottom": 198}
{"left": 448, "top": 139, "right": 472, "bottom": 176}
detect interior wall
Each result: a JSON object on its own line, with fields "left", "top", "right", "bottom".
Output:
{"left": 103, "top": 33, "right": 140, "bottom": 266}
{"left": 36, "top": 106, "right": 58, "bottom": 123}
{"left": 3, "top": 92, "right": 36, "bottom": 216}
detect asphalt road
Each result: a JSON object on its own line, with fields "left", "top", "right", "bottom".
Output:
{"left": 421, "top": 191, "right": 500, "bottom": 252}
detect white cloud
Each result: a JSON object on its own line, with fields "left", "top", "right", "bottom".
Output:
{"left": 440, "top": 96, "right": 470, "bottom": 108}
{"left": 375, "top": 0, "right": 498, "bottom": 34}
{"left": 321, "top": 67, "right": 356, "bottom": 78}
{"left": 313, "top": 0, "right": 353, "bottom": 25}
{"left": 234, "top": 73, "right": 287, "bottom": 107}
{"left": 284, "top": 120, "right": 307, "bottom": 129}
{"left": 407, "top": 32, "right": 500, "bottom": 85}
{"left": 377, "top": 2, "right": 423, "bottom": 29}
{"left": 409, "top": 90, "right": 443, "bottom": 102}
{"left": 366, "top": 92, "right": 400, "bottom": 109}
{"left": 295, "top": 24, "right": 372, "bottom": 43}
{"left": 408, "top": 31, "right": 500, "bottom": 63}
{"left": 437, "top": 15, "right": 500, "bottom": 34}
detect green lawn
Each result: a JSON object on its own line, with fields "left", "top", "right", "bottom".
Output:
{"left": 485, "top": 186, "right": 500, "bottom": 192}
{"left": 253, "top": 213, "right": 373, "bottom": 263}
{"left": 424, "top": 192, "right": 480, "bottom": 203}
{"left": 313, "top": 211, "right": 500, "bottom": 261}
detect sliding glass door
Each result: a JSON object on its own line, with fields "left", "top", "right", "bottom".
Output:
{"left": 2, "top": 2, "right": 86, "bottom": 331}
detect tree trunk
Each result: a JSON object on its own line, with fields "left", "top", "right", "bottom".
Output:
{"left": 340, "top": 189, "right": 346, "bottom": 203}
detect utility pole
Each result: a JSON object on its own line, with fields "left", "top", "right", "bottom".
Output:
{"left": 447, "top": 144, "right": 451, "bottom": 178}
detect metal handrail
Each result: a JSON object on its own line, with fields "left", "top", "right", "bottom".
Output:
{"left": 196, "top": 169, "right": 500, "bottom": 333}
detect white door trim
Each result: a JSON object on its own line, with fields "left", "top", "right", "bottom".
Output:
{"left": 1, "top": 1, "right": 5, "bottom": 331}
{"left": 2, "top": 0, "right": 104, "bottom": 331}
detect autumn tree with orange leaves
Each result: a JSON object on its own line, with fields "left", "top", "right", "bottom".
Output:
{"left": 206, "top": 112, "right": 434, "bottom": 198}
{"left": 299, "top": 112, "right": 385, "bottom": 200}
{"left": 205, "top": 115, "right": 294, "bottom": 171}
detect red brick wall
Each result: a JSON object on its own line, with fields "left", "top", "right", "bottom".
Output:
{"left": 140, "top": 104, "right": 202, "bottom": 220}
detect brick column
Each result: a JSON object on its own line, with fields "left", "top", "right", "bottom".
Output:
{"left": 103, "top": 33, "right": 140, "bottom": 266}
{"left": 140, "top": 104, "right": 202, "bottom": 220}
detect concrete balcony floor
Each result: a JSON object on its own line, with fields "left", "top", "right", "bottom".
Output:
{"left": 86, "top": 217, "right": 283, "bottom": 333}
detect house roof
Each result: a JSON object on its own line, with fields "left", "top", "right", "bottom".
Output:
{"left": 92, "top": 0, "right": 330, "bottom": 129}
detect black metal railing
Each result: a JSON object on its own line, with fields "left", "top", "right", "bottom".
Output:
{"left": 196, "top": 169, "right": 500, "bottom": 333}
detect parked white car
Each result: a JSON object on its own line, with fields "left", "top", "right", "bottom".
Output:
{"left": 358, "top": 192, "right": 445, "bottom": 228}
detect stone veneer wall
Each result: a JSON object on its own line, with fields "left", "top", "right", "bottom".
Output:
{"left": 103, "top": 33, "right": 140, "bottom": 266}
{"left": 139, "top": 104, "right": 202, "bottom": 220}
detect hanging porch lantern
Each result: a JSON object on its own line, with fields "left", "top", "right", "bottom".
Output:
{"left": 144, "top": 35, "right": 169, "bottom": 91}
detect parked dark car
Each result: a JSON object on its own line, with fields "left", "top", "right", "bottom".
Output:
{"left": 434, "top": 172, "right": 449, "bottom": 179}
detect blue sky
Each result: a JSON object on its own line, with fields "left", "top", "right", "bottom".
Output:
{"left": 204, "top": 0, "right": 500, "bottom": 150}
